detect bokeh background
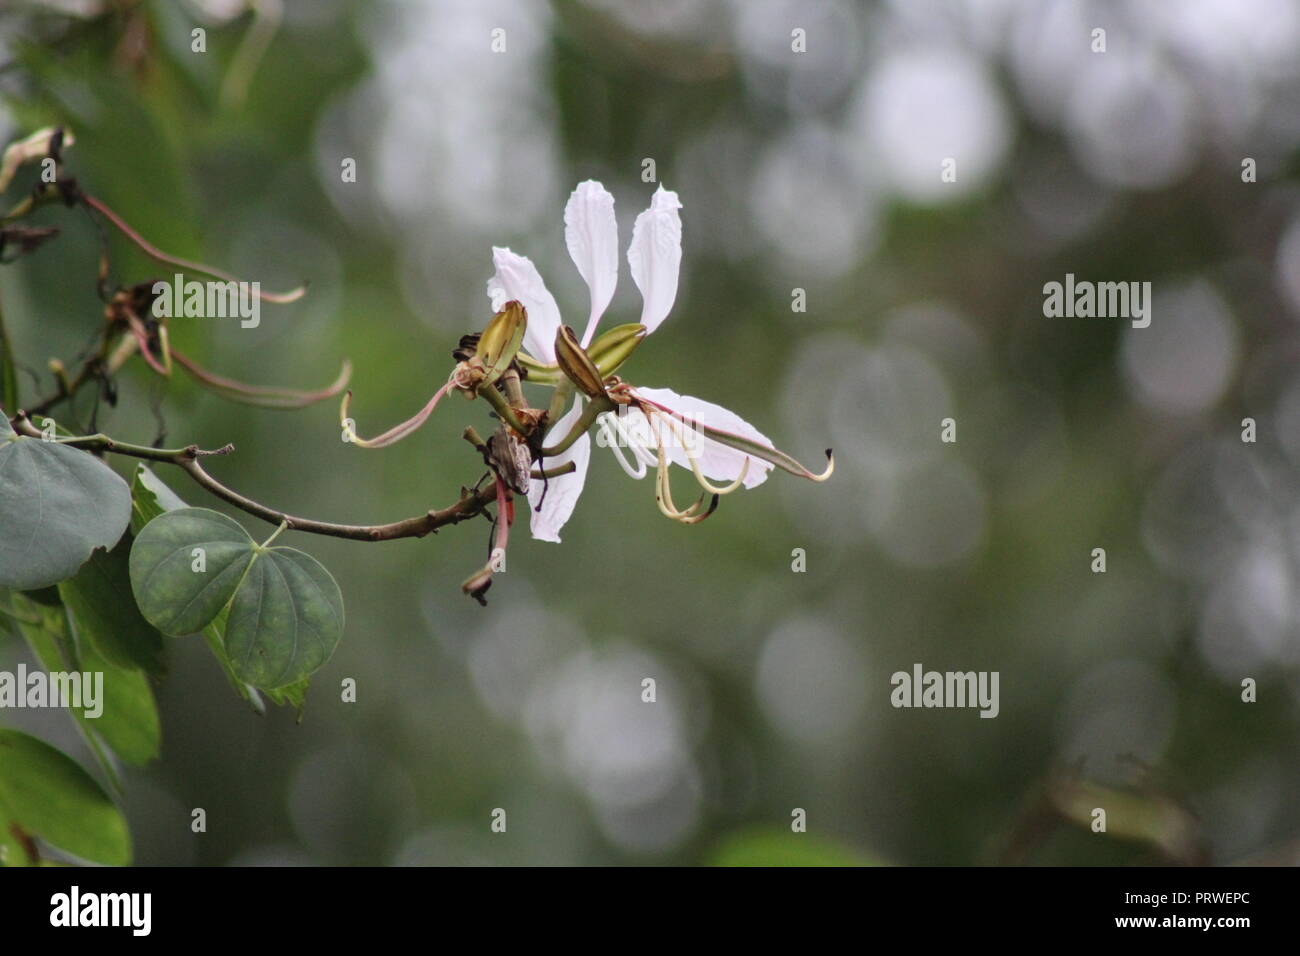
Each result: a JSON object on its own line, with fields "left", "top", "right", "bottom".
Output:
{"left": 2, "top": 0, "right": 1300, "bottom": 865}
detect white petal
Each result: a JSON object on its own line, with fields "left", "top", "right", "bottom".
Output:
{"left": 486, "top": 246, "right": 563, "bottom": 364}
{"left": 528, "top": 399, "right": 592, "bottom": 542}
{"left": 626, "top": 185, "right": 682, "bottom": 334}
{"left": 634, "top": 386, "right": 774, "bottom": 489}
{"left": 564, "top": 181, "right": 619, "bottom": 347}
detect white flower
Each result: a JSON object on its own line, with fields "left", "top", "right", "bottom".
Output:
{"left": 487, "top": 180, "right": 822, "bottom": 543}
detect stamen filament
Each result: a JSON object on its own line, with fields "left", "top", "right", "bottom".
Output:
{"left": 598, "top": 413, "right": 647, "bottom": 479}
{"left": 82, "top": 192, "right": 307, "bottom": 304}
{"left": 341, "top": 376, "right": 453, "bottom": 448}
{"left": 124, "top": 311, "right": 169, "bottom": 376}
{"left": 652, "top": 418, "right": 716, "bottom": 524}
{"left": 172, "top": 349, "right": 351, "bottom": 409}
{"left": 618, "top": 413, "right": 661, "bottom": 469}
{"left": 649, "top": 407, "right": 750, "bottom": 495}
{"left": 632, "top": 390, "right": 834, "bottom": 482}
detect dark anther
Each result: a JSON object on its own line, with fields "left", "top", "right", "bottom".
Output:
{"left": 451, "top": 332, "right": 480, "bottom": 362}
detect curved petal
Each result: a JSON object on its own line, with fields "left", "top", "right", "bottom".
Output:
{"left": 487, "top": 246, "right": 563, "bottom": 364}
{"left": 633, "top": 386, "right": 774, "bottom": 489}
{"left": 626, "top": 185, "right": 682, "bottom": 335}
{"left": 564, "top": 180, "right": 619, "bottom": 348}
{"left": 528, "top": 398, "right": 592, "bottom": 543}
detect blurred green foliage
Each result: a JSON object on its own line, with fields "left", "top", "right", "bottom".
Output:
{"left": 0, "top": 0, "right": 1297, "bottom": 866}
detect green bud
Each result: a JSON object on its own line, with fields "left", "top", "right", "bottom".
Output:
{"left": 476, "top": 301, "right": 527, "bottom": 387}
{"left": 588, "top": 323, "right": 647, "bottom": 377}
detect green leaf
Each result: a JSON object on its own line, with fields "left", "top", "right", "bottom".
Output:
{"left": 0, "top": 729, "right": 131, "bottom": 865}
{"left": 129, "top": 464, "right": 187, "bottom": 533}
{"left": 129, "top": 503, "right": 343, "bottom": 691}
{"left": 8, "top": 596, "right": 119, "bottom": 789}
{"left": 224, "top": 547, "right": 343, "bottom": 689}
{"left": 130, "top": 468, "right": 265, "bottom": 708}
{"left": 14, "top": 594, "right": 160, "bottom": 769}
{"left": 19, "top": 586, "right": 62, "bottom": 606}
{"left": 0, "top": 413, "right": 132, "bottom": 589}
{"left": 128, "top": 507, "right": 256, "bottom": 636}
{"left": 59, "top": 536, "right": 165, "bottom": 676}
{"left": 77, "top": 641, "right": 161, "bottom": 767}
{"left": 0, "top": 811, "right": 34, "bottom": 867}
{"left": 263, "top": 675, "right": 310, "bottom": 715}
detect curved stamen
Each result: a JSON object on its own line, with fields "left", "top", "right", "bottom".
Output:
{"left": 649, "top": 407, "right": 750, "bottom": 495}
{"left": 624, "top": 415, "right": 663, "bottom": 470}
{"left": 598, "top": 413, "right": 647, "bottom": 479}
{"left": 123, "top": 310, "right": 170, "bottom": 376}
{"left": 172, "top": 349, "right": 351, "bottom": 409}
{"left": 652, "top": 418, "right": 716, "bottom": 524}
{"left": 632, "top": 389, "right": 834, "bottom": 482}
{"left": 606, "top": 408, "right": 661, "bottom": 470}
{"left": 341, "top": 375, "right": 453, "bottom": 448}
{"left": 82, "top": 193, "right": 307, "bottom": 303}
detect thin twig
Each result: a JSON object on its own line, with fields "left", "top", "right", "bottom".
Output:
{"left": 7, "top": 413, "right": 574, "bottom": 543}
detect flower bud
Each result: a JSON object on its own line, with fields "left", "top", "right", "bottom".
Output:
{"left": 554, "top": 325, "right": 607, "bottom": 399}
{"left": 475, "top": 300, "right": 527, "bottom": 387}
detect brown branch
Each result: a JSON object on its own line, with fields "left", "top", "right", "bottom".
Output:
{"left": 178, "top": 454, "right": 500, "bottom": 542}
{"left": 8, "top": 412, "right": 571, "bottom": 543}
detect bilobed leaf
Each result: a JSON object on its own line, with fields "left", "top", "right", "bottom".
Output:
{"left": 128, "top": 507, "right": 255, "bottom": 636}
{"left": 0, "top": 412, "right": 132, "bottom": 589}
{"left": 224, "top": 547, "right": 343, "bottom": 690}
{"left": 59, "top": 536, "right": 165, "bottom": 676}
{"left": 0, "top": 729, "right": 131, "bottom": 865}
{"left": 130, "top": 468, "right": 266, "bottom": 708}
{"left": 128, "top": 496, "right": 343, "bottom": 693}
